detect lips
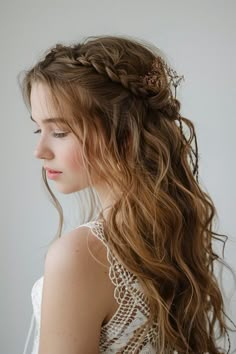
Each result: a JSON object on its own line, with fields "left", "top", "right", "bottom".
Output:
{"left": 49, "top": 170, "right": 62, "bottom": 173}
{"left": 44, "top": 167, "right": 62, "bottom": 173}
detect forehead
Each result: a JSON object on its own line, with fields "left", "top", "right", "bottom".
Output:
{"left": 30, "top": 82, "right": 59, "bottom": 122}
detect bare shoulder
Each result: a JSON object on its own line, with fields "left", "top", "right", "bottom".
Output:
{"left": 39, "top": 225, "right": 114, "bottom": 354}
{"left": 46, "top": 225, "right": 109, "bottom": 275}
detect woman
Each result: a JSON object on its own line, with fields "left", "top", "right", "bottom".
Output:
{"left": 19, "top": 35, "right": 235, "bottom": 353}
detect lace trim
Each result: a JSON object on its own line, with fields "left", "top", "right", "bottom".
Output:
{"left": 85, "top": 220, "right": 158, "bottom": 352}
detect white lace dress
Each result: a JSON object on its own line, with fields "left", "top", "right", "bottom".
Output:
{"left": 23, "top": 220, "right": 158, "bottom": 353}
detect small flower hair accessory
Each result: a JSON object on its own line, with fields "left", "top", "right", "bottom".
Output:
{"left": 143, "top": 56, "right": 185, "bottom": 99}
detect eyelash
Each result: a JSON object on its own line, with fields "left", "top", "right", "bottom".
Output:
{"left": 33, "top": 129, "right": 68, "bottom": 138}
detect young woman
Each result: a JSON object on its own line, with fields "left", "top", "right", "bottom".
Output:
{"left": 20, "top": 35, "right": 235, "bottom": 353}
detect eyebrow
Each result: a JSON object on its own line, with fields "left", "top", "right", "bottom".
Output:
{"left": 30, "top": 115, "right": 67, "bottom": 124}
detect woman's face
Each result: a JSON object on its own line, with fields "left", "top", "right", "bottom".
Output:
{"left": 30, "top": 82, "right": 91, "bottom": 194}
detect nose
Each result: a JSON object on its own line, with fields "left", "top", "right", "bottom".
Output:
{"left": 33, "top": 138, "right": 54, "bottom": 160}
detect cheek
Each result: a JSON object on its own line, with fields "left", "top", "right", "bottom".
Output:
{"left": 66, "top": 146, "right": 85, "bottom": 171}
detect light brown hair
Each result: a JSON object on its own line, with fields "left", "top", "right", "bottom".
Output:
{"left": 18, "top": 35, "right": 236, "bottom": 353}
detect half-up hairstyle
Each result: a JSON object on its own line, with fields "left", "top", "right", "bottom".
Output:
{"left": 18, "top": 35, "right": 235, "bottom": 353}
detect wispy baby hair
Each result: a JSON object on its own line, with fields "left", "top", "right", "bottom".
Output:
{"left": 18, "top": 35, "right": 235, "bottom": 353}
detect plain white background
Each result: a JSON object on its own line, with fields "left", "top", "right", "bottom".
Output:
{"left": 1, "top": 1, "right": 235, "bottom": 353}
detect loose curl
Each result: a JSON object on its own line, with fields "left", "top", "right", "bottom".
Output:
{"left": 18, "top": 35, "right": 236, "bottom": 353}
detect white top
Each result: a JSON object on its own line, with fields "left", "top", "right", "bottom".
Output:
{"left": 23, "top": 220, "right": 158, "bottom": 353}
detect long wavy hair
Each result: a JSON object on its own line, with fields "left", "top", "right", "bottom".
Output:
{"left": 18, "top": 35, "right": 235, "bottom": 353}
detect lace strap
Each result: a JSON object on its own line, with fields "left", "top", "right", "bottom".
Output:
{"left": 77, "top": 220, "right": 158, "bottom": 351}
{"left": 86, "top": 221, "right": 149, "bottom": 310}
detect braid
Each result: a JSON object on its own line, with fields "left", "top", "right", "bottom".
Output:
{"left": 75, "top": 55, "right": 151, "bottom": 98}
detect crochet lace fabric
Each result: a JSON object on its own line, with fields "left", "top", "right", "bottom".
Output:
{"left": 85, "top": 220, "right": 158, "bottom": 353}
{"left": 23, "top": 219, "right": 158, "bottom": 354}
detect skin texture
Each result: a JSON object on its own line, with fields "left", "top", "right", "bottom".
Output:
{"left": 30, "top": 82, "right": 119, "bottom": 353}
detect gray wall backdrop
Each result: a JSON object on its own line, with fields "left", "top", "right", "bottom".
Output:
{"left": 1, "top": 0, "right": 235, "bottom": 353}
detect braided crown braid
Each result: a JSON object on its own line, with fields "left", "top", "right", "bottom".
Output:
{"left": 41, "top": 43, "right": 199, "bottom": 183}
{"left": 75, "top": 55, "right": 150, "bottom": 98}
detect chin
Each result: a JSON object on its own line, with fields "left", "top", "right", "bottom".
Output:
{"left": 56, "top": 185, "right": 86, "bottom": 194}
